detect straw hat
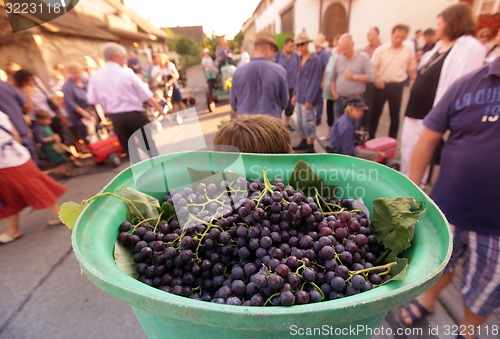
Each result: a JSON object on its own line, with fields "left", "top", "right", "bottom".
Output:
{"left": 314, "top": 33, "right": 329, "bottom": 48}
{"left": 254, "top": 31, "right": 279, "bottom": 51}
{"left": 295, "top": 30, "right": 312, "bottom": 45}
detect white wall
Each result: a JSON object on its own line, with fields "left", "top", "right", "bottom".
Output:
{"left": 254, "top": 0, "right": 290, "bottom": 33}
{"left": 349, "top": 0, "right": 457, "bottom": 49}
{"left": 253, "top": 0, "right": 459, "bottom": 52}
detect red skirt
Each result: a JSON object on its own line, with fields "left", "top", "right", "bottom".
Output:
{"left": 0, "top": 160, "right": 67, "bottom": 218}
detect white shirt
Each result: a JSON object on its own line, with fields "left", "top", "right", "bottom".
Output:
{"left": 0, "top": 111, "right": 31, "bottom": 169}
{"left": 419, "top": 35, "right": 486, "bottom": 106}
{"left": 202, "top": 56, "right": 216, "bottom": 72}
{"left": 87, "top": 62, "right": 153, "bottom": 114}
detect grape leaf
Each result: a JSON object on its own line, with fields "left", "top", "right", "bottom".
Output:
{"left": 288, "top": 160, "right": 337, "bottom": 198}
{"left": 187, "top": 167, "right": 244, "bottom": 186}
{"left": 59, "top": 201, "right": 87, "bottom": 230}
{"left": 114, "top": 241, "right": 138, "bottom": 279}
{"left": 121, "top": 187, "right": 160, "bottom": 220}
{"left": 160, "top": 202, "right": 176, "bottom": 222}
{"left": 384, "top": 255, "right": 409, "bottom": 282}
{"left": 371, "top": 197, "right": 425, "bottom": 257}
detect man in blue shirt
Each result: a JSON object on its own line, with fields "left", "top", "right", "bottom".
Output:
{"left": 401, "top": 57, "right": 500, "bottom": 335}
{"left": 276, "top": 37, "right": 300, "bottom": 131}
{"left": 326, "top": 96, "right": 377, "bottom": 160}
{"left": 314, "top": 34, "right": 330, "bottom": 125}
{"left": 230, "top": 32, "right": 289, "bottom": 119}
{"left": 291, "top": 31, "right": 324, "bottom": 153}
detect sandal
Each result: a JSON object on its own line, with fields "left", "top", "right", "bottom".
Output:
{"left": 0, "top": 233, "right": 23, "bottom": 245}
{"left": 47, "top": 218, "right": 63, "bottom": 226}
{"left": 399, "top": 299, "right": 433, "bottom": 327}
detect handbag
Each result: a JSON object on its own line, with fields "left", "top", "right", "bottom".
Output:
{"left": 52, "top": 141, "right": 69, "bottom": 154}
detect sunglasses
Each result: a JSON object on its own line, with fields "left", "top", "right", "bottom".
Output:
{"left": 296, "top": 43, "right": 306, "bottom": 47}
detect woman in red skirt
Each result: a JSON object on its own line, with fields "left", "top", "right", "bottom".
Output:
{"left": 0, "top": 111, "right": 66, "bottom": 245}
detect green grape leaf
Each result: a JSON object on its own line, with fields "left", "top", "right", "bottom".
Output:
{"left": 187, "top": 167, "right": 244, "bottom": 186}
{"left": 187, "top": 168, "right": 215, "bottom": 183}
{"left": 114, "top": 241, "right": 138, "bottom": 279}
{"left": 371, "top": 197, "right": 425, "bottom": 257}
{"left": 121, "top": 187, "right": 160, "bottom": 220}
{"left": 59, "top": 201, "right": 87, "bottom": 230}
{"left": 288, "top": 160, "right": 337, "bottom": 198}
{"left": 160, "top": 202, "right": 176, "bottom": 222}
{"left": 387, "top": 255, "right": 409, "bottom": 281}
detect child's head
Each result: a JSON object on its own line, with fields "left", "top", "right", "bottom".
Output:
{"left": 345, "top": 97, "right": 368, "bottom": 119}
{"left": 35, "top": 109, "right": 53, "bottom": 126}
{"left": 52, "top": 91, "right": 64, "bottom": 107}
{"left": 214, "top": 114, "right": 292, "bottom": 154}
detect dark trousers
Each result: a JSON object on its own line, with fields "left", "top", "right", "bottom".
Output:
{"left": 284, "top": 88, "right": 295, "bottom": 116}
{"left": 109, "top": 111, "right": 158, "bottom": 161}
{"left": 369, "top": 82, "right": 404, "bottom": 139}
{"left": 326, "top": 99, "right": 335, "bottom": 127}
{"left": 315, "top": 90, "right": 324, "bottom": 124}
{"left": 362, "top": 83, "right": 376, "bottom": 130}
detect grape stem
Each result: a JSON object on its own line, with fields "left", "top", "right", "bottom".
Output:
{"left": 349, "top": 261, "right": 396, "bottom": 277}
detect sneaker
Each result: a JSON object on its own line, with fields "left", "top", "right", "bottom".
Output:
{"left": 287, "top": 124, "right": 295, "bottom": 132}
{"left": 292, "top": 139, "right": 308, "bottom": 151}
{"left": 306, "top": 144, "right": 316, "bottom": 153}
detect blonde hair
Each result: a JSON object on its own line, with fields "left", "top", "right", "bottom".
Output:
{"left": 35, "top": 109, "right": 52, "bottom": 120}
{"left": 214, "top": 115, "right": 292, "bottom": 154}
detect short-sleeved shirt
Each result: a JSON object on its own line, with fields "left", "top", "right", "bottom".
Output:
{"left": 87, "top": 62, "right": 153, "bottom": 114}
{"left": 423, "top": 58, "right": 500, "bottom": 235}
{"left": 0, "top": 111, "right": 31, "bottom": 168}
{"left": 276, "top": 51, "right": 300, "bottom": 90}
{"left": 230, "top": 57, "right": 289, "bottom": 119}
{"left": 0, "top": 81, "right": 29, "bottom": 136}
{"left": 331, "top": 51, "right": 374, "bottom": 97}
{"left": 323, "top": 55, "right": 337, "bottom": 100}
{"left": 371, "top": 42, "right": 416, "bottom": 83}
{"left": 329, "top": 114, "right": 356, "bottom": 156}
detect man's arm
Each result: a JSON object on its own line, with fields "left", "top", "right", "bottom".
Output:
{"left": 409, "top": 128, "right": 443, "bottom": 185}
{"left": 146, "top": 97, "right": 163, "bottom": 113}
{"left": 305, "top": 59, "right": 324, "bottom": 108}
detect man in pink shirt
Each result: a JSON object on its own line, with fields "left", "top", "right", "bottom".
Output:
{"left": 369, "top": 24, "right": 417, "bottom": 139}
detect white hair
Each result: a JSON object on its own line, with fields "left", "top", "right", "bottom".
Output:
{"left": 103, "top": 42, "right": 127, "bottom": 61}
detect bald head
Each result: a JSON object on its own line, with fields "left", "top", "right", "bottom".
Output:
{"left": 337, "top": 33, "right": 355, "bottom": 58}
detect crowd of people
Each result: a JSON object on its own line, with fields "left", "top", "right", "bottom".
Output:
{"left": 222, "top": 3, "right": 499, "bottom": 338}
{"left": 0, "top": 2, "right": 499, "bottom": 337}
{"left": 0, "top": 42, "right": 188, "bottom": 244}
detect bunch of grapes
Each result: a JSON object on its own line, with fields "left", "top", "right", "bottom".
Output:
{"left": 117, "top": 176, "right": 392, "bottom": 306}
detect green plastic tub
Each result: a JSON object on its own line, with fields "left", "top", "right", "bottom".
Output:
{"left": 72, "top": 152, "right": 451, "bottom": 339}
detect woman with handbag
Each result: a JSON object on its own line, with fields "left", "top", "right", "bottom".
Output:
{"left": 0, "top": 111, "right": 66, "bottom": 245}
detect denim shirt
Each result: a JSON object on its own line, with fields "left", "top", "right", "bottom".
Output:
{"left": 294, "top": 54, "right": 324, "bottom": 105}
{"left": 276, "top": 51, "right": 300, "bottom": 90}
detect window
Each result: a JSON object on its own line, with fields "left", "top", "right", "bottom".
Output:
{"left": 477, "top": 0, "right": 500, "bottom": 15}
{"left": 280, "top": 5, "right": 294, "bottom": 33}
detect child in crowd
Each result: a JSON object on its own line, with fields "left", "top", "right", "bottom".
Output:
{"left": 326, "top": 97, "right": 377, "bottom": 161}
{"left": 33, "top": 110, "right": 81, "bottom": 176}
{"left": 214, "top": 114, "right": 292, "bottom": 154}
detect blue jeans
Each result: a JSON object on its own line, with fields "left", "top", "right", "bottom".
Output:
{"left": 295, "top": 104, "right": 316, "bottom": 138}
